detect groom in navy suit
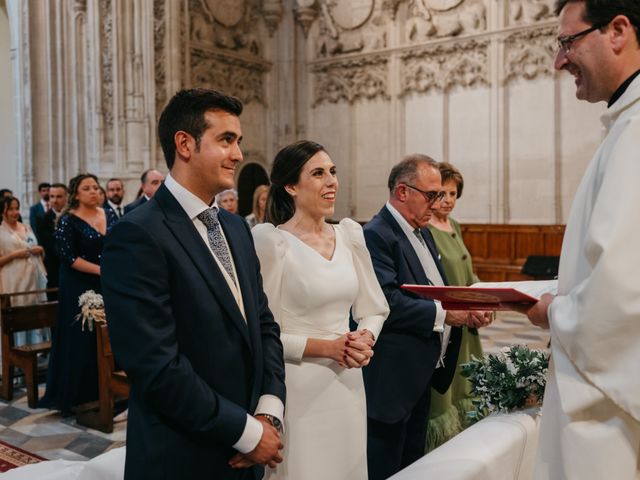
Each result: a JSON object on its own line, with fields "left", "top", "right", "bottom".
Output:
{"left": 363, "top": 154, "right": 490, "bottom": 480}
{"left": 102, "top": 89, "right": 286, "bottom": 480}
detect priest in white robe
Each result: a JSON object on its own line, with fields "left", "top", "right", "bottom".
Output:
{"left": 526, "top": 1, "right": 640, "bottom": 479}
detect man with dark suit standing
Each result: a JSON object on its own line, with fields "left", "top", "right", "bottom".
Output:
{"left": 102, "top": 89, "right": 286, "bottom": 480}
{"left": 363, "top": 154, "right": 491, "bottom": 480}
{"left": 36, "top": 183, "right": 68, "bottom": 301}
{"left": 123, "top": 169, "right": 164, "bottom": 214}
{"left": 29, "top": 182, "right": 50, "bottom": 241}
{"left": 104, "top": 178, "right": 125, "bottom": 219}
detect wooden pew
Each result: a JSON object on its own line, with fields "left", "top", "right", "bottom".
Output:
{"left": 0, "top": 294, "right": 57, "bottom": 408}
{"left": 76, "top": 321, "right": 129, "bottom": 433}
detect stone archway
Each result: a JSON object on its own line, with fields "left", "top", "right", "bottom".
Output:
{"left": 237, "top": 162, "right": 269, "bottom": 217}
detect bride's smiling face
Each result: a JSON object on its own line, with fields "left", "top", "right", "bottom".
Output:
{"left": 286, "top": 151, "right": 338, "bottom": 219}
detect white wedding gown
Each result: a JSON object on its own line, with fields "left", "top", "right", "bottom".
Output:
{"left": 253, "top": 219, "right": 389, "bottom": 480}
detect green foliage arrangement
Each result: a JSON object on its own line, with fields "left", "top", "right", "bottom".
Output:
{"left": 461, "top": 345, "right": 549, "bottom": 421}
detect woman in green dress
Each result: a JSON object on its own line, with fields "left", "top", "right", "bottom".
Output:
{"left": 425, "top": 162, "right": 484, "bottom": 451}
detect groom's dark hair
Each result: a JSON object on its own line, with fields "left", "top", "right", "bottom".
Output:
{"left": 158, "top": 88, "right": 243, "bottom": 169}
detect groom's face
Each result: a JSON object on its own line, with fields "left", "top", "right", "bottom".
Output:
{"left": 192, "top": 110, "right": 243, "bottom": 194}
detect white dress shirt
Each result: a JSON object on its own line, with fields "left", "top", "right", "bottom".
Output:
{"left": 385, "top": 202, "right": 451, "bottom": 367}
{"left": 164, "top": 174, "right": 284, "bottom": 453}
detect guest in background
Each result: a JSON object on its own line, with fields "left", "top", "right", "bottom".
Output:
{"left": 104, "top": 178, "right": 125, "bottom": 219}
{"left": 0, "top": 189, "right": 13, "bottom": 199}
{"left": 36, "top": 183, "right": 68, "bottom": 301}
{"left": 124, "top": 169, "right": 164, "bottom": 214}
{"left": 253, "top": 140, "right": 389, "bottom": 480}
{"left": 215, "top": 188, "right": 239, "bottom": 214}
{"left": 29, "top": 182, "right": 50, "bottom": 241}
{"left": 363, "top": 155, "right": 492, "bottom": 480}
{"left": 0, "top": 196, "right": 48, "bottom": 346}
{"left": 246, "top": 184, "right": 269, "bottom": 228}
{"left": 425, "top": 162, "right": 483, "bottom": 451}
{"left": 39, "top": 173, "right": 117, "bottom": 416}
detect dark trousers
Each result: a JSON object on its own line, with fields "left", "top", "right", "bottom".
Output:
{"left": 367, "top": 388, "right": 431, "bottom": 480}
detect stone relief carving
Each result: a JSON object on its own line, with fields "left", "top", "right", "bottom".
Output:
{"left": 190, "top": 0, "right": 262, "bottom": 56}
{"left": 100, "top": 0, "right": 114, "bottom": 146}
{"left": 311, "top": 55, "right": 389, "bottom": 106}
{"left": 154, "top": 0, "right": 167, "bottom": 120}
{"left": 405, "top": 0, "right": 486, "bottom": 42}
{"left": 400, "top": 39, "right": 489, "bottom": 94}
{"left": 294, "top": 0, "right": 319, "bottom": 37}
{"left": 315, "top": 0, "right": 387, "bottom": 58}
{"left": 509, "top": 0, "right": 555, "bottom": 25}
{"left": 262, "top": 0, "right": 285, "bottom": 36}
{"left": 190, "top": 48, "right": 268, "bottom": 105}
{"left": 503, "top": 26, "right": 556, "bottom": 83}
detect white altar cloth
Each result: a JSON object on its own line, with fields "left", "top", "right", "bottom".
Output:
{"left": 1, "top": 445, "right": 125, "bottom": 480}
{"left": 391, "top": 408, "right": 541, "bottom": 480}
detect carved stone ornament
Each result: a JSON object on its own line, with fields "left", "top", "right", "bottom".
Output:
{"left": 315, "top": 0, "right": 387, "bottom": 58}
{"left": 154, "top": 0, "right": 167, "bottom": 119}
{"left": 262, "top": 0, "right": 284, "bottom": 36}
{"left": 509, "top": 0, "right": 555, "bottom": 25}
{"left": 191, "top": 0, "right": 262, "bottom": 56}
{"left": 311, "top": 56, "right": 389, "bottom": 106}
{"left": 406, "top": 0, "right": 486, "bottom": 42}
{"left": 420, "top": 0, "right": 464, "bottom": 11}
{"left": 329, "top": 0, "right": 374, "bottom": 30}
{"left": 100, "top": 0, "right": 114, "bottom": 146}
{"left": 503, "top": 27, "right": 556, "bottom": 83}
{"left": 400, "top": 39, "right": 489, "bottom": 94}
{"left": 295, "top": 2, "right": 319, "bottom": 37}
{"left": 190, "top": 48, "right": 269, "bottom": 105}
{"left": 204, "top": 0, "right": 246, "bottom": 27}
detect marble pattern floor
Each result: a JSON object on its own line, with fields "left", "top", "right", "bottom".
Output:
{"left": 0, "top": 386, "right": 125, "bottom": 462}
{"left": 0, "top": 312, "right": 548, "bottom": 461}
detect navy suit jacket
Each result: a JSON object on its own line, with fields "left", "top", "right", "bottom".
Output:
{"left": 363, "top": 206, "right": 462, "bottom": 424}
{"left": 102, "top": 185, "right": 286, "bottom": 480}
{"left": 123, "top": 195, "right": 147, "bottom": 214}
{"left": 29, "top": 202, "right": 46, "bottom": 241}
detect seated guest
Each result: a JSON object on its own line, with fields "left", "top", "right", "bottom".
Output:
{"left": 104, "top": 178, "right": 125, "bottom": 219}
{"left": 0, "top": 196, "right": 48, "bottom": 346}
{"left": 425, "top": 162, "right": 484, "bottom": 451}
{"left": 362, "top": 154, "right": 492, "bottom": 480}
{"left": 253, "top": 140, "right": 389, "bottom": 480}
{"left": 246, "top": 184, "right": 269, "bottom": 228}
{"left": 29, "top": 182, "right": 50, "bottom": 241}
{"left": 215, "top": 188, "right": 239, "bottom": 214}
{"left": 124, "top": 169, "right": 164, "bottom": 213}
{"left": 39, "top": 174, "right": 117, "bottom": 416}
{"left": 36, "top": 183, "right": 68, "bottom": 301}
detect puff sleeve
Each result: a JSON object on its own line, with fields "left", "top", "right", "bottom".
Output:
{"left": 338, "top": 218, "right": 389, "bottom": 341}
{"left": 252, "top": 223, "right": 308, "bottom": 362}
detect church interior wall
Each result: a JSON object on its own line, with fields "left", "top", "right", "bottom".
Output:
{"left": 5, "top": 0, "right": 608, "bottom": 225}
{"left": 0, "top": 0, "right": 17, "bottom": 193}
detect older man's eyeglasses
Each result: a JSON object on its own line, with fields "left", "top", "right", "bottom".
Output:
{"left": 556, "top": 22, "right": 608, "bottom": 54}
{"left": 404, "top": 184, "right": 446, "bottom": 203}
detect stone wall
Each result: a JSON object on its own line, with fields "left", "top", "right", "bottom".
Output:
{"left": 7, "top": 0, "right": 604, "bottom": 222}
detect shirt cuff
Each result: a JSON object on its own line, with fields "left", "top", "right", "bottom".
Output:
{"left": 254, "top": 394, "right": 285, "bottom": 423}
{"left": 232, "top": 414, "right": 263, "bottom": 454}
{"left": 432, "top": 300, "right": 446, "bottom": 332}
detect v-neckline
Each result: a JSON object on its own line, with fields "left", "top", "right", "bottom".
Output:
{"left": 278, "top": 225, "right": 338, "bottom": 263}
{"left": 71, "top": 213, "right": 107, "bottom": 236}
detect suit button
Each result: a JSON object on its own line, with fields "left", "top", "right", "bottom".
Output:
{"left": 462, "top": 254, "right": 467, "bottom": 260}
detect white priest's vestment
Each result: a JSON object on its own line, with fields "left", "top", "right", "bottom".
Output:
{"left": 534, "top": 77, "right": 640, "bottom": 479}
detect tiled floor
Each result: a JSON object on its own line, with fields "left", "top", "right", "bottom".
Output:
{"left": 0, "top": 311, "right": 548, "bottom": 462}
{"left": 0, "top": 387, "right": 125, "bottom": 462}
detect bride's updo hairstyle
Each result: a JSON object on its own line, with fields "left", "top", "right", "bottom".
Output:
{"left": 265, "top": 140, "right": 325, "bottom": 226}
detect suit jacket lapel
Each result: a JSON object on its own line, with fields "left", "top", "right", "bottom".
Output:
{"left": 379, "top": 207, "right": 430, "bottom": 285}
{"left": 155, "top": 187, "right": 251, "bottom": 347}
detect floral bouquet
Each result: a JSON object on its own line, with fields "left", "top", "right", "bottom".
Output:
{"left": 460, "top": 345, "right": 549, "bottom": 421}
{"left": 75, "top": 290, "right": 106, "bottom": 331}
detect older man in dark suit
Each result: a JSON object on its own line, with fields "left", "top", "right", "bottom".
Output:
{"left": 363, "top": 154, "right": 491, "bottom": 480}
{"left": 123, "top": 169, "right": 164, "bottom": 214}
{"left": 102, "top": 89, "right": 286, "bottom": 480}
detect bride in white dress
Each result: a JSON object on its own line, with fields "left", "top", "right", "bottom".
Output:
{"left": 252, "top": 140, "right": 389, "bottom": 480}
